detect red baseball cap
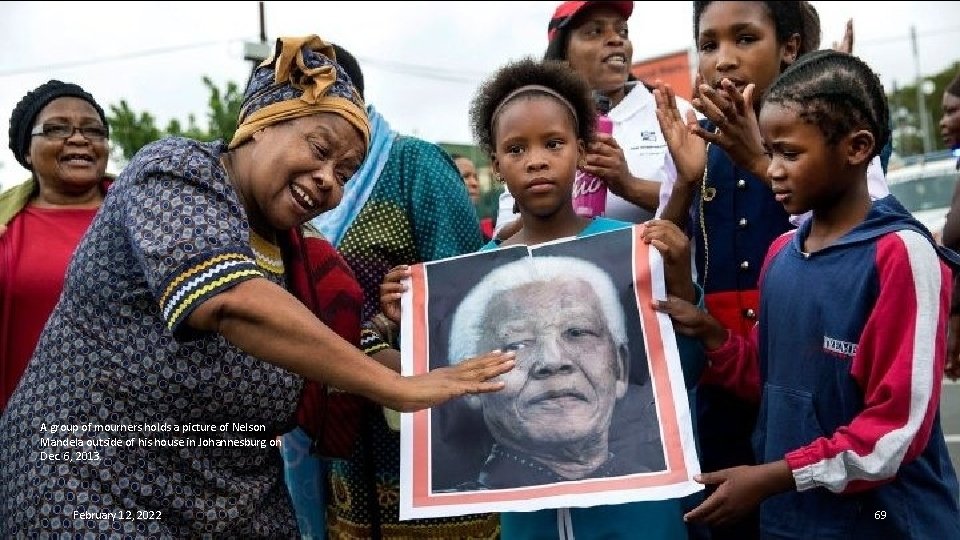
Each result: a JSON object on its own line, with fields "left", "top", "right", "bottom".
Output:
{"left": 547, "top": 1, "right": 634, "bottom": 42}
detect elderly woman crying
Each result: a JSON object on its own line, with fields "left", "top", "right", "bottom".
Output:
{"left": 0, "top": 36, "right": 514, "bottom": 537}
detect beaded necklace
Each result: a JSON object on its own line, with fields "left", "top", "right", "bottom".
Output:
{"left": 698, "top": 142, "right": 715, "bottom": 288}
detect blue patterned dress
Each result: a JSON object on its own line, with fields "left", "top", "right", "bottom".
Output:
{"left": 0, "top": 138, "right": 302, "bottom": 537}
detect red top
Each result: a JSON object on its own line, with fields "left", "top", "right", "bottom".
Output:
{"left": 480, "top": 217, "right": 495, "bottom": 241}
{"left": 0, "top": 206, "right": 98, "bottom": 410}
{"left": 285, "top": 229, "right": 365, "bottom": 458}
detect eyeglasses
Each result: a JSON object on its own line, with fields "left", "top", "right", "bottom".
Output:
{"left": 30, "top": 123, "right": 108, "bottom": 141}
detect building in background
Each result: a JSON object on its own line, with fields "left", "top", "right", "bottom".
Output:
{"left": 631, "top": 48, "right": 695, "bottom": 99}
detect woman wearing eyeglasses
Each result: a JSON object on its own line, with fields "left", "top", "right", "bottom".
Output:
{"left": 0, "top": 80, "right": 111, "bottom": 412}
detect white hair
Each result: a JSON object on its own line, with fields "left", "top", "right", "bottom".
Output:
{"left": 448, "top": 256, "right": 628, "bottom": 365}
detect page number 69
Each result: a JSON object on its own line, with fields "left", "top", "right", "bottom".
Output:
{"left": 874, "top": 511, "right": 887, "bottom": 520}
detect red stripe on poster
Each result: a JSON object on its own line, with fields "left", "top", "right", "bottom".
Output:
{"left": 632, "top": 224, "right": 687, "bottom": 477}
{"left": 411, "top": 263, "right": 431, "bottom": 503}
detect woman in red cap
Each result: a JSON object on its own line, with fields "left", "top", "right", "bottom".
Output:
{"left": 495, "top": 0, "right": 697, "bottom": 237}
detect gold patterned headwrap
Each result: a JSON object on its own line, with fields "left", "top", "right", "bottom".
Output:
{"left": 228, "top": 35, "right": 370, "bottom": 151}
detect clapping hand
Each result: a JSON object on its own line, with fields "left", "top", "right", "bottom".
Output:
{"left": 654, "top": 81, "right": 706, "bottom": 186}
{"left": 832, "top": 18, "right": 855, "bottom": 53}
{"left": 690, "top": 76, "right": 767, "bottom": 180}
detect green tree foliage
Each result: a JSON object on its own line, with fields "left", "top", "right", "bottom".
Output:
{"left": 888, "top": 62, "right": 960, "bottom": 157}
{"left": 201, "top": 76, "right": 242, "bottom": 143}
{"left": 106, "top": 76, "right": 243, "bottom": 163}
{"left": 106, "top": 100, "right": 162, "bottom": 162}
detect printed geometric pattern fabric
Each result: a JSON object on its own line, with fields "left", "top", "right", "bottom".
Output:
{"left": 0, "top": 137, "right": 302, "bottom": 537}
{"left": 239, "top": 41, "right": 363, "bottom": 124}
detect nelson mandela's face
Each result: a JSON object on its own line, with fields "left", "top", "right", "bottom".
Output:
{"left": 475, "top": 278, "right": 625, "bottom": 453}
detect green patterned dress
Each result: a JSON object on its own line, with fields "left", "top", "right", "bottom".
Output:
{"left": 325, "top": 135, "right": 495, "bottom": 539}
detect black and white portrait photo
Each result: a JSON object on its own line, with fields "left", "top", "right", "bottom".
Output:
{"left": 400, "top": 226, "right": 700, "bottom": 519}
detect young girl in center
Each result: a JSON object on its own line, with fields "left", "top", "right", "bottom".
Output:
{"left": 658, "top": 49, "right": 960, "bottom": 539}
{"left": 383, "top": 58, "right": 704, "bottom": 539}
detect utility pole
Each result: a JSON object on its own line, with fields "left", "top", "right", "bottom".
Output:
{"left": 244, "top": 1, "right": 271, "bottom": 78}
{"left": 911, "top": 25, "right": 932, "bottom": 156}
{"left": 891, "top": 78, "right": 903, "bottom": 155}
{"left": 258, "top": 1, "right": 267, "bottom": 44}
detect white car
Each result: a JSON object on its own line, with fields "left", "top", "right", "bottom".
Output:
{"left": 886, "top": 158, "right": 958, "bottom": 234}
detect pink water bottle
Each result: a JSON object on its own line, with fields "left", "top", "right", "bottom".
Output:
{"left": 573, "top": 93, "right": 614, "bottom": 218}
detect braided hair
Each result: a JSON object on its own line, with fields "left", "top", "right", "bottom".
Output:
{"left": 764, "top": 50, "right": 890, "bottom": 157}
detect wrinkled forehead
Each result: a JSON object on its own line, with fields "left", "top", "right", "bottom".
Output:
{"left": 483, "top": 278, "right": 603, "bottom": 319}
{"left": 299, "top": 115, "right": 365, "bottom": 158}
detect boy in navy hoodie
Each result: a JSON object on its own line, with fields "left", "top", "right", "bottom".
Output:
{"left": 657, "top": 50, "right": 960, "bottom": 538}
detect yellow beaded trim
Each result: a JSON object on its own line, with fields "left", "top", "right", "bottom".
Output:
{"left": 249, "top": 230, "right": 284, "bottom": 275}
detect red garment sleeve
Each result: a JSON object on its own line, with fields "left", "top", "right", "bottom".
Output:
{"left": 785, "top": 231, "right": 951, "bottom": 493}
{"left": 702, "top": 327, "right": 761, "bottom": 403}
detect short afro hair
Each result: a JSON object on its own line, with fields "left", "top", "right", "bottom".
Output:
{"left": 469, "top": 58, "right": 595, "bottom": 155}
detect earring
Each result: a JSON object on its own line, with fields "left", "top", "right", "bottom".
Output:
{"left": 496, "top": 173, "right": 505, "bottom": 184}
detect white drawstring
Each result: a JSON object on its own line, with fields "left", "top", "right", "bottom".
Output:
{"left": 556, "top": 508, "right": 576, "bottom": 540}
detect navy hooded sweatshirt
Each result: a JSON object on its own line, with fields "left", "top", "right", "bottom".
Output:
{"left": 705, "top": 195, "right": 960, "bottom": 538}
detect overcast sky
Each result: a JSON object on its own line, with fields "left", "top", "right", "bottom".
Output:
{"left": 1, "top": 1, "right": 959, "bottom": 187}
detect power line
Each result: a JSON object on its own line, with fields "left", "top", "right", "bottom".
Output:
{"left": 858, "top": 25, "right": 960, "bottom": 46}
{"left": 8, "top": 24, "right": 955, "bottom": 84}
{"left": 0, "top": 39, "right": 247, "bottom": 78}
{"left": 0, "top": 37, "right": 489, "bottom": 85}
{"left": 356, "top": 56, "right": 487, "bottom": 84}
